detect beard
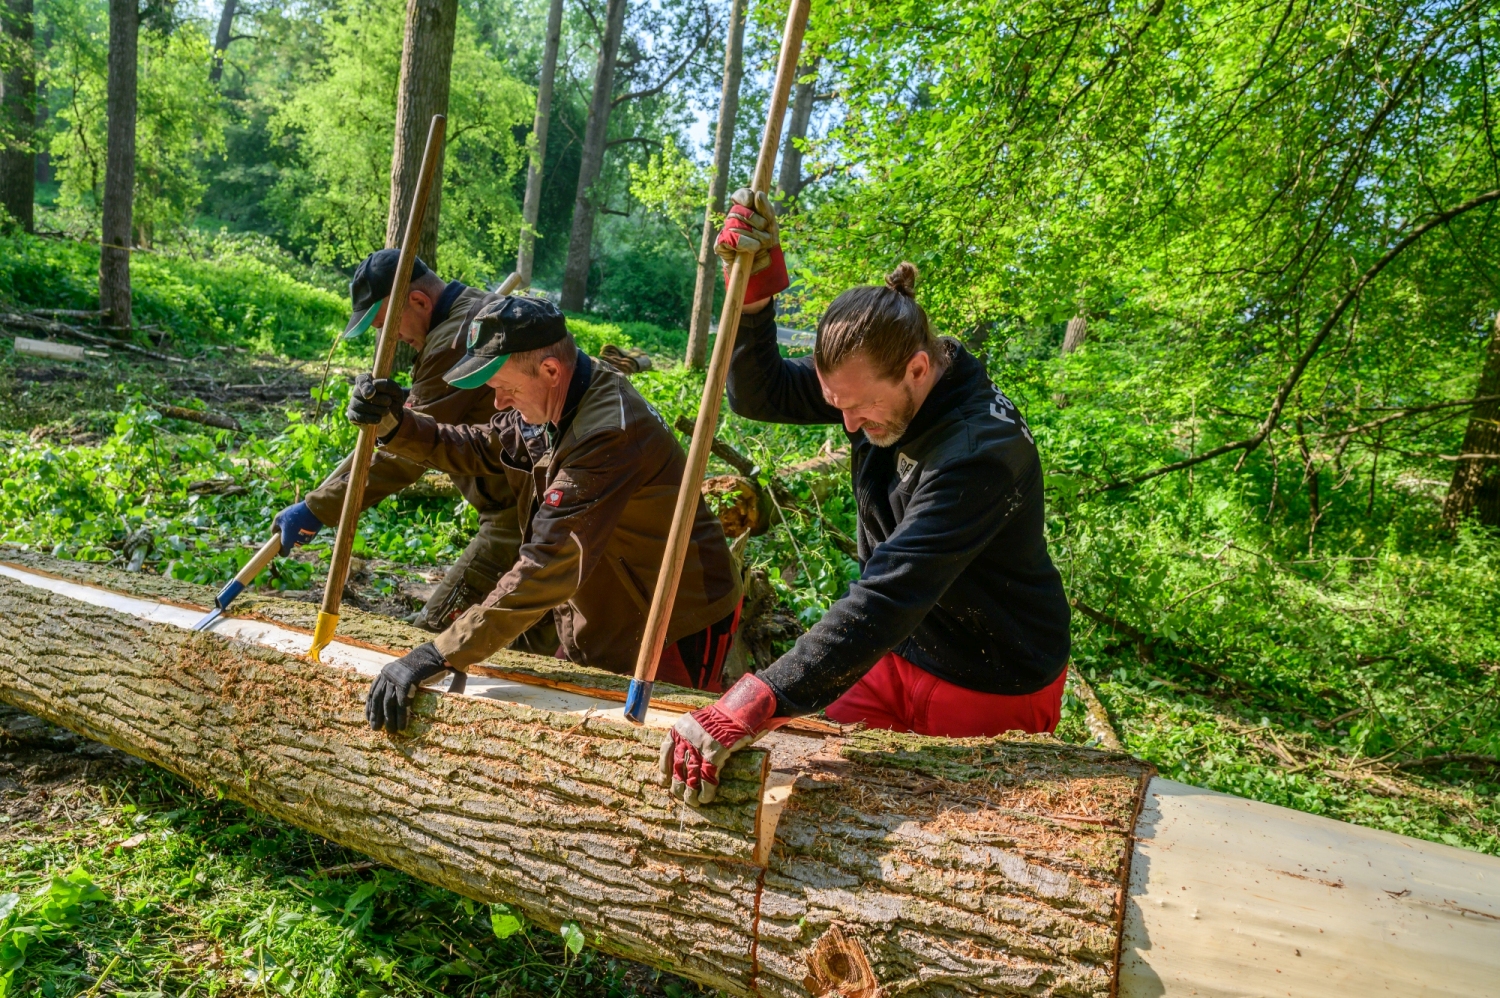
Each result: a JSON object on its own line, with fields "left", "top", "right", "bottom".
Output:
{"left": 862, "top": 384, "right": 918, "bottom": 447}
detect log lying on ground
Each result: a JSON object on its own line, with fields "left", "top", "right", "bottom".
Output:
{"left": 0, "top": 550, "right": 1149, "bottom": 997}
{"left": 3, "top": 550, "right": 1498, "bottom": 996}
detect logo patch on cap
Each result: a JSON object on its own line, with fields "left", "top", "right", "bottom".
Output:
{"left": 544, "top": 488, "right": 565, "bottom": 507}
{"left": 467, "top": 320, "right": 481, "bottom": 349}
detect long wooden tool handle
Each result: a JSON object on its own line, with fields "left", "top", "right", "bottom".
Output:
{"left": 312, "top": 114, "right": 447, "bottom": 662}
{"left": 236, "top": 533, "right": 285, "bottom": 587}
{"left": 624, "top": 0, "right": 811, "bottom": 722}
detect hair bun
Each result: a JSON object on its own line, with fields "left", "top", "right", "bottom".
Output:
{"left": 885, "top": 262, "right": 918, "bottom": 298}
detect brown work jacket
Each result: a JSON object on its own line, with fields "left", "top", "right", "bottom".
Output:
{"left": 380, "top": 354, "right": 742, "bottom": 673}
{"left": 305, "top": 284, "right": 518, "bottom": 525}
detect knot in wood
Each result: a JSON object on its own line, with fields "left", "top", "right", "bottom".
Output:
{"left": 803, "top": 924, "right": 881, "bottom": 998}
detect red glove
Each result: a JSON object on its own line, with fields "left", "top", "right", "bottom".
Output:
{"left": 715, "top": 188, "right": 789, "bottom": 303}
{"left": 658, "top": 673, "right": 788, "bottom": 806}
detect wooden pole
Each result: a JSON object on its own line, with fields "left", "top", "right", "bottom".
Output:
{"left": 624, "top": 0, "right": 811, "bottom": 723}
{"left": 311, "top": 114, "right": 446, "bottom": 662}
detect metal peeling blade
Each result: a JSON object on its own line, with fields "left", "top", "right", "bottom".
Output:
{"left": 192, "top": 607, "right": 224, "bottom": 632}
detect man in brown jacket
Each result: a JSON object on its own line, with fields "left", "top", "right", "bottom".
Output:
{"left": 346, "top": 294, "right": 744, "bottom": 733}
{"left": 272, "top": 249, "right": 533, "bottom": 636}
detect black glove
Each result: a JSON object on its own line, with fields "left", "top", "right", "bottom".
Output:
{"left": 366, "top": 642, "right": 455, "bottom": 734}
{"left": 346, "top": 374, "right": 409, "bottom": 434}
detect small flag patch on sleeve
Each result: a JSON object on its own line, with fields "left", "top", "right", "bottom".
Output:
{"left": 544, "top": 488, "right": 565, "bottom": 507}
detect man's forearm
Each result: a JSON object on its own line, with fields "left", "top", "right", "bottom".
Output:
{"left": 382, "top": 410, "right": 515, "bottom": 479}
{"left": 725, "top": 301, "right": 840, "bottom": 425}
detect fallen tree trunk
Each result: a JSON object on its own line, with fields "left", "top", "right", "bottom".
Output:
{"left": 7, "top": 554, "right": 1497, "bottom": 996}
{"left": 0, "top": 551, "right": 1149, "bottom": 997}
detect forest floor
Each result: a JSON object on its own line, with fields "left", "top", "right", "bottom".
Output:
{"left": 0, "top": 703, "right": 707, "bottom": 997}
{"left": 2, "top": 234, "right": 1498, "bottom": 995}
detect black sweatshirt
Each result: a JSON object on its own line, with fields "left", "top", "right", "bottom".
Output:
{"left": 727, "top": 303, "right": 1071, "bottom": 713}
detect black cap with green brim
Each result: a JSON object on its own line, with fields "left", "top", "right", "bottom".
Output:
{"left": 444, "top": 294, "right": 568, "bottom": 389}
{"left": 344, "top": 249, "right": 431, "bottom": 339}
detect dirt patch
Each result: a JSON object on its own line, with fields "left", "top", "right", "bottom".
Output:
{"left": 0, "top": 704, "right": 139, "bottom": 842}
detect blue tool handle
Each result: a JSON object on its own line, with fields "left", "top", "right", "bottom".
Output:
{"left": 623, "top": 679, "right": 652, "bottom": 725}
{"left": 213, "top": 578, "right": 246, "bottom": 611}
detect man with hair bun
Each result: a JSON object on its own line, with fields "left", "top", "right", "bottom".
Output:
{"left": 659, "top": 190, "right": 1070, "bottom": 807}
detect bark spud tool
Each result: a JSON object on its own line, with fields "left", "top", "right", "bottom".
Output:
{"left": 192, "top": 532, "right": 283, "bottom": 631}
{"left": 624, "top": 0, "right": 810, "bottom": 724}
{"left": 310, "top": 113, "right": 446, "bottom": 663}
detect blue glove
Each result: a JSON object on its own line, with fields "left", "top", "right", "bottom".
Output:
{"left": 367, "top": 642, "right": 457, "bottom": 734}
{"left": 272, "top": 501, "right": 324, "bottom": 556}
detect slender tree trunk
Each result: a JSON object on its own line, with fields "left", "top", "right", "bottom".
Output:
{"left": 559, "top": 0, "right": 627, "bottom": 311}
{"left": 99, "top": 0, "right": 138, "bottom": 330}
{"left": 516, "top": 0, "right": 564, "bottom": 285}
{"left": 1443, "top": 312, "right": 1500, "bottom": 527}
{"left": 775, "top": 57, "right": 817, "bottom": 202}
{"left": 0, "top": 0, "right": 35, "bottom": 233}
{"left": 685, "top": 0, "right": 745, "bottom": 369}
{"left": 0, "top": 552, "right": 1151, "bottom": 998}
{"left": 1062, "top": 314, "right": 1088, "bottom": 353}
{"left": 209, "top": 0, "right": 236, "bottom": 84}
{"left": 387, "top": 0, "right": 458, "bottom": 271}
{"left": 387, "top": 0, "right": 457, "bottom": 371}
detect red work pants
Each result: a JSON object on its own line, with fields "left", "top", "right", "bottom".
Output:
{"left": 824, "top": 652, "right": 1066, "bottom": 736}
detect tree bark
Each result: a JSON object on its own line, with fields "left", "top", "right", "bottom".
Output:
{"left": 776, "top": 57, "right": 817, "bottom": 203}
{"left": 1443, "top": 312, "right": 1500, "bottom": 527}
{"left": 516, "top": 0, "right": 564, "bottom": 285}
{"left": 685, "top": 0, "right": 745, "bottom": 370}
{"left": 0, "top": 552, "right": 1149, "bottom": 998}
{"left": 0, "top": 0, "right": 35, "bottom": 233}
{"left": 209, "top": 0, "right": 236, "bottom": 84}
{"left": 387, "top": 0, "right": 458, "bottom": 272}
{"left": 1062, "top": 314, "right": 1087, "bottom": 354}
{"left": 559, "top": 0, "right": 628, "bottom": 311}
{"left": 99, "top": 0, "right": 137, "bottom": 330}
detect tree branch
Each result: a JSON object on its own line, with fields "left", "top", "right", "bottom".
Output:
{"left": 605, "top": 136, "right": 662, "bottom": 149}
{"left": 612, "top": 3, "right": 711, "bottom": 107}
{"left": 1102, "top": 188, "right": 1500, "bottom": 491}
{"left": 1328, "top": 395, "right": 1500, "bottom": 442}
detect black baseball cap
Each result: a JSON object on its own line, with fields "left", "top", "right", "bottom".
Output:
{"left": 444, "top": 295, "right": 568, "bottom": 388}
{"left": 344, "top": 249, "right": 432, "bottom": 339}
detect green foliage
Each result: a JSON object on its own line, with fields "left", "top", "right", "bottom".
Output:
{"left": 43, "top": 2, "right": 226, "bottom": 243}
{"left": 0, "top": 765, "right": 709, "bottom": 996}
{"left": 0, "top": 869, "right": 108, "bottom": 995}
{"left": 489, "top": 905, "right": 523, "bottom": 940}
{"left": 628, "top": 143, "right": 710, "bottom": 252}
{"left": 266, "top": 0, "right": 533, "bottom": 281}
{"left": 0, "top": 230, "right": 348, "bottom": 357}
{"left": 566, "top": 313, "right": 688, "bottom": 361}
{"left": 558, "top": 920, "right": 585, "bottom": 955}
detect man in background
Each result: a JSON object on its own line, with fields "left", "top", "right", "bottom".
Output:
{"left": 273, "top": 249, "right": 543, "bottom": 644}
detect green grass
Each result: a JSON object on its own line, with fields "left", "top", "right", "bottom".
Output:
{"left": 0, "top": 739, "right": 708, "bottom": 997}
{"left": 0, "top": 231, "right": 348, "bottom": 359}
